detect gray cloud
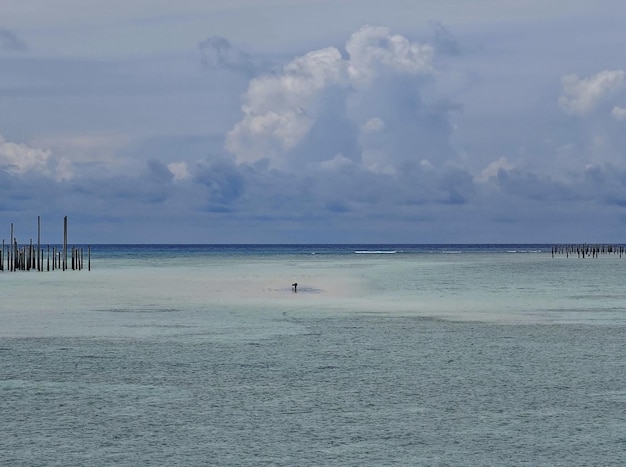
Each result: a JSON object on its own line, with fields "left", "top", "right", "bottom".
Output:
{"left": 0, "top": 28, "right": 27, "bottom": 52}
{"left": 583, "top": 164, "right": 626, "bottom": 206}
{"left": 193, "top": 155, "right": 245, "bottom": 207}
{"left": 147, "top": 159, "right": 175, "bottom": 184}
{"left": 198, "top": 36, "right": 260, "bottom": 76}
{"left": 494, "top": 168, "right": 580, "bottom": 202}
{"left": 430, "top": 22, "right": 461, "bottom": 56}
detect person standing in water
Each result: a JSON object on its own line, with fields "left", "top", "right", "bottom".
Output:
{"left": 292, "top": 282, "right": 298, "bottom": 292}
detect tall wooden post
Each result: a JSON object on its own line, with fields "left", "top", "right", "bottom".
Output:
{"left": 9, "top": 223, "right": 13, "bottom": 272}
{"left": 37, "top": 215, "right": 41, "bottom": 271}
{"left": 63, "top": 216, "right": 67, "bottom": 271}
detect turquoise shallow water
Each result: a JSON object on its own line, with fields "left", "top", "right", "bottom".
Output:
{"left": 1, "top": 245, "right": 625, "bottom": 465}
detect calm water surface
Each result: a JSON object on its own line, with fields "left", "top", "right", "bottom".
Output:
{"left": 1, "top": 245, "right": 625, "bottom": 465}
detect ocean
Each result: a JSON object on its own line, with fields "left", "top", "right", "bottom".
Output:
{"left": 1, "top": 244, "right": 625, "bottom": 465}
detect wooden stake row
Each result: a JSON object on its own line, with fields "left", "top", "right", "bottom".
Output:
{"left": 0, "top": 216, "right": 90, "bottom": 272}
{"left": 551, "top": 244, "right": 626, "bottom": 258}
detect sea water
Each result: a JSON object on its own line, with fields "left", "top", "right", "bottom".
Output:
{"left": 1, "top": 245, "right": 625, "bottom": 465}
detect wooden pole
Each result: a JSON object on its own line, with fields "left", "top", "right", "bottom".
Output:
{"left": 10, "top": 223, "right": 13, "bottom": 272}
{"left": 63, "top": 216, "right": 67, "bottom": 271}
{"left": 37, "top": 215, "right": 41, "bottom": 271}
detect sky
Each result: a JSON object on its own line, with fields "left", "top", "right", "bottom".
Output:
{"left": 2, "top": 0, "right": 626, "bottom": 243}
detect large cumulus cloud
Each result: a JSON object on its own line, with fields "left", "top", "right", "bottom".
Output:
{"left": 225, "top": 25, "right": 445, "bottom": 174}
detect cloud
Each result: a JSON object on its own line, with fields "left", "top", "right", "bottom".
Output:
{"left": 430, "top": 21, "right": 461, "bottom": 56}
{"left": 317, "top": 153, "right": 355, "bottom": 171}
{"left": 147, "top": 159, "right": 174, "bottom": 184}
{"left": 489, "top": 167, "right": 584, "bottom": 205}
{"left": 362, "top": 117, "right": 385, "bottom": 132}
{"left": 478, "top": 156, "right": 514, "bottom": 182}
{"left": 0, "top": 28, "right": 27, "bottom": 52}
{"left": 345, "top": 25, "right": 433, "bottom": 86}
{"left": 0, "top": 134, "right": 73, "bottom": 181}
{"left": 226, "top": 25, "right": 441, "bottom": 172}
{"left": 167, "top": 161, "right": 190, "bottom": 181}
{"left": 193, "top": 155, "right": 245, "bottom": 207}
{"left": 612, "top": 106, "right": 626, "bottom": 121}
{"left": 581, "top": 164, "right": 626, "bottom": 206}
{"left": 198, "top": 36, "right": 258, "bottom": 75}
{"left": 31, "top": 132, "right": 131, "bottom": 167}
{"left": 226, "top": 46, "right": 347, "bottom": 166}
{"left": 559, "top": 69, "right": 625, "bottom": 114}
{"left": 0, "top": 135, "right": 50, "bottom": 174}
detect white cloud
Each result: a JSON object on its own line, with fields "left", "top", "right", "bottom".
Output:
{"left": 420, "top": 159, "right": 434, "bottom": 170}
{"left": 612, "top": 106, "right": 626, "bottom": 121}
{"left": 559, "top": 70, "right": 625, "bottom": 114}
{"left": 478, "top": 156, "right": 514, "bottom": 182}
{"left": 54, "top": 157, "right": 74, "bottom": 181}
{"left": 167, "top": 161, "right": 190, "bottom": 181}
{"left": 318, "top": 153, "right": 355, "bottom": 171}
{"left": 346, "top": 25, "right": 433, "bottom": 86}
{"left": 0, "top": 134, "right": 74, "bottom": 181}
{"left": 226, "top": 47, "right": 346, "bottom": 165}
{"left": 226, "top": 25, "right": 435, "bottom": 169}
{"left": 362, "top": 117, "right": 385, "bottom": 132}
{"left": 361, "top": 149, "right": 397, "bottom": 175}
{"left": 0, "top": 135, "right": 51, "bottom": 175}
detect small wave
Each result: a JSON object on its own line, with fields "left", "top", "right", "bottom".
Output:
{"left": 354, "top": 250, "right": 397, "bottom": 254}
